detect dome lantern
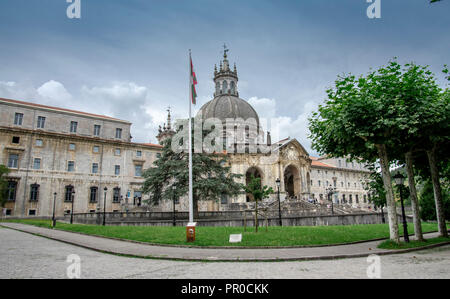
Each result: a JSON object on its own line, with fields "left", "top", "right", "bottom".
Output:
{"left": 213, "top": 44, "right": 239, "bottom": 97}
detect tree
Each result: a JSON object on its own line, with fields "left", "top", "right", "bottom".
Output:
{"left": 243, "top": 175, "right": 273, "bottom": 233}
{"left": 309, "top": 61, "right": 408, "bottom": 243}
{"left": 419, "top": 180, "right": 450, "bottom": 221}
{"left": 388, "top": 62, "right": 444, "bottom": 241}
{"left": 0, "top": 165, "right": 10, "bottom": 209}
{"left": 142, "top": 138, "right": 243, "bottom": 218}
{"left": 364, "top": 165, "right": 387, "bottom": 223}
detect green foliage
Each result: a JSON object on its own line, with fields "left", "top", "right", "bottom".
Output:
{"left": 364, "top": 164, "right": 387, "bottom": 209}
{"left": 378, "top": 236, "right": 450, "bottom": 250}
{"left": 243, "top": 175, "right": 273, "bottom": 203}
{"left": 309, "top": 60, "right": 445, "bottom": 162}
{"left": 142, "top": 138, "right": 243, "bottom": 212}
{"left": 419, "top": 180, "right": 450, "bottom": 221}
{"left": 0, "top": 165, "right": 10, "bottom": 208}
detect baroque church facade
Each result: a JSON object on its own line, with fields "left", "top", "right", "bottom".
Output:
{"left": 0, "top": 52, "right": 372, "bottom": 218}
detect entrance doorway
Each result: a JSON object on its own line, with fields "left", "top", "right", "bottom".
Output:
{"left": 284, "top": 165, "right": 300, "bottom": 198}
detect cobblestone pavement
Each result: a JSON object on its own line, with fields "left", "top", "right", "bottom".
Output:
{"left": 1, "top": 226, "right": 449, "bottom": 279}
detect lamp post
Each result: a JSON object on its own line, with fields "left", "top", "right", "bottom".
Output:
{"left": 172, "top": 186, "right": 177, "bottom": 227}
{"left": 70, "top": 187, "right": 75, "bottom": 224}
{"left": 393, "top": 172, "right": 409, "bottom": 243}
{"left": 276, "top": 178, "right": 282, "bottom": 226}
{"left": 103, "top": 187, "right": 108, "bottom": 226}
{"left": 52, "top": 192, "right": 57, "bottom": 228}
{"left": 326, "top": 186, "right": 336, "bottom": 215}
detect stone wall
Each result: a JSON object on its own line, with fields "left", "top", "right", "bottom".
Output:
{"left": 64, "top": 211, "right": 403, "bottom": 227}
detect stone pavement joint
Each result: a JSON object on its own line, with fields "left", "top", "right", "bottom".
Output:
{"left": 1, "top": 222, "right": 449, "bottom": 262}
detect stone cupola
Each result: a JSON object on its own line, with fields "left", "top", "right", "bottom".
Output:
{"left": 214, "top": 44, "right": 239, "bottom": 97}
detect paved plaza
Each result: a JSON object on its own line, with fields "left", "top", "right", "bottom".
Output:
{"left": 1, "top": 225, "right": 449, "bottom": 279}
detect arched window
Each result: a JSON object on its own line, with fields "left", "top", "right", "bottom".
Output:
{"left": 230, "top": 81, "right": 235, "bottom": 94}
{"left": 216, "top": 82, "right": 220, "bottom": 94}
{"left": 222, "top": 81, "right": 228, "bottom": 93}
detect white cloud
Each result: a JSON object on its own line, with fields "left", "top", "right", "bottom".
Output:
{"left": 37, "top": 80, "right": 72, "bottom": 103}
{"left": 248, "top": 96, "right": 318, "bottom": 155}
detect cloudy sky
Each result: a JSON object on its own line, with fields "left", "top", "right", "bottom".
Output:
{"left": 0, "top": 0, "right": 449, "bottom": 154}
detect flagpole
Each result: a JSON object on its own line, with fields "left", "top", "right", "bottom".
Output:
{"left": 188, "top": 50, "right": 194, "bottom": 224}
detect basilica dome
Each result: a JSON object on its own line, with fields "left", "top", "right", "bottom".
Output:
{"left": 196, "top": 48, "right": 260, "bottom": 130}
{"left": 198, "top": 95, "right": 260, "bottom": 126}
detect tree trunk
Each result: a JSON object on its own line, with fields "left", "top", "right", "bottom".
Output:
{"left": 405, "top": 152, "right": 424, "bottom": 241}
{"left": 426, "top": 146, "right": 448, "bottom": 238}
{"left": 193, "top": 190, "right": 199, "bottom": 220}
{"left": 377, "top": 144, "right": 400, "bottom": 243}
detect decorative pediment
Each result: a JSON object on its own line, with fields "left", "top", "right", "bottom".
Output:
{"left": 279, "top": 139, "right": 309, "bottom": 161}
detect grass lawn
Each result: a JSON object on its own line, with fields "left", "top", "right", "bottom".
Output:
{"left": 378, "top": 237, "right": 450, "bottom": 250}
{"left": 2, "top": 219, "right": 448, "bottom": 247}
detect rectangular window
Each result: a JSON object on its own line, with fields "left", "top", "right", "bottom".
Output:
{"left": 93, "top": 146, "right": 100, "bottom": 153}
{"left": 8, "top": 154, "right": 19, "bottom": 168}
{"left": 115, "top": 148, "right": 121, "bottom": 156}
{"left": 33, "top": 158, "right": 41, "bottom": 170}
{"left": 70, "top": 121, "right": 78, "bottom": 133}
{"left": 37, "top": 116, "right": 46, "bottom": 129}
{"left": 67, "top": 161, "right": 75, "bottom": 172}
{"left": 36, "top": 139, "right": 43, "bottom": 147}
{"left": 94, "top": 125, "right": 101, "bottom": 136}
{"left": 115, "top": 165, "right": 120, "bottom": 175}
{"left": 65, "top": 186, "right": 74, "bottom": 202}
{"left": 135, "top": 165, "right": 142, "bottom": 177}
{"left": 7, "top": 181, "right": 17, "bottom": 201}
{"left": 14, "top": 113, "right": 23, "bottom": 125}
{"left": 92, "top": 163, "right": 99, "bottom": 174}
{"left": 136, "top": 150, "right": 142, "bottom": 157}
{"left": 90, "top": 187, "right": 98, "bottom": 203}
{"left": 12, "top": 136, "right": 20, "bottom": 144}
{"left": 30, "top": 184, "right": 39, "bottom": 202}
{"left": 69, "top": 143, "right": 76, "bottom": 151}
{"left": 28, "top": 210, "right": 36, "bottom": 216}
{"left": 115, "top": 128, "right": 122, "bottom": 139}
{"left": 113, "top": 188, "right": 121, "bottom": 203}
{"left": 220, "top": 193, "right": 228, "bottom": 205}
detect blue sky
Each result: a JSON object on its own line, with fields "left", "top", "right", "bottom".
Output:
{"left": 0, "top": 0, "right": 449, "bottom": 154}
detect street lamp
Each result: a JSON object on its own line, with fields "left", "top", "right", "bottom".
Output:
{"left": 52, "top": 192, "right": 57, "bottom": 228}
{"left": 172, "top": 186, "right": 177, "bottom": 227}
{"left": 326, "top": 186, "right": 336, "bottom": 215}
{"left": 103, "top": 187, "right": 108, "bottom": 226}
{"left": 70, "top": 187, "right": 75, "bottom": 224}
{"left": 276, "top": 178, "right": 282, "bottom": 226}
{"left": 393, "top": 172, "right": 409, "bottom": 243}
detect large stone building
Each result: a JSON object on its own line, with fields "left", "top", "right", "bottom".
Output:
{"left": 0, "top": 51, "right": 373, "bottom": 218}
{"left": 0, "top": 97, "right": 162, "bottom": 217}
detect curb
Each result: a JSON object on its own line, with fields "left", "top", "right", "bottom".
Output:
{"left": 1, "top": 223, "right": 449, "bottom": 262}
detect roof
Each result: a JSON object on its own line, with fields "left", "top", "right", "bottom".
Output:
{"left": 0, "top": 97, "right": 131, "bottom": 124}
{"left": 197, "top": 95, "right": 260, "bottom": 128}
{"left": 134, "top": 143, "right": 163, "bottom": 148}
{"left": 310, "top": 156, "right": 336, "bottom": 168}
